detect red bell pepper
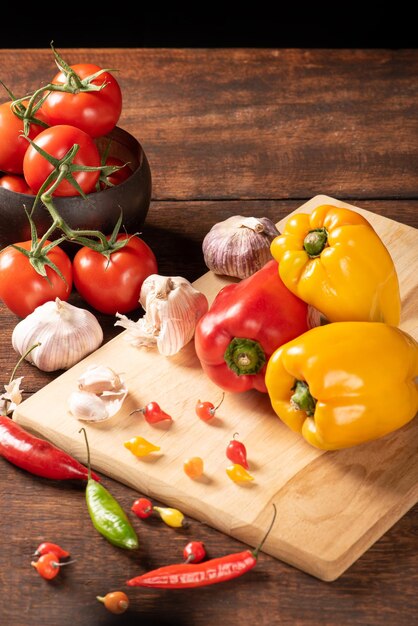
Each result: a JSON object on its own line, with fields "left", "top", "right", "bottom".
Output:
{"left": 194, "top": 260, "right": 309, "bottom": 393}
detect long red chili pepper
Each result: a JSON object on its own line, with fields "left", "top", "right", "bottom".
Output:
{"left": 0, "top": 416, "right": 99, "bottom": 481}
{"left": 127, "top": 505, "right": 277, "bottom": 589}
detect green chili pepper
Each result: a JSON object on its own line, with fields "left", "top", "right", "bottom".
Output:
{"left": 79, "top": 428, "right": 139, "bottom": 550}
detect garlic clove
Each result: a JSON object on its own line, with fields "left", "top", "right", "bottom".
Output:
{"left": 68, "top": 387, "right": 128, "bottom": 422}
{"left": 12, "top": 298, "right": 103, "bottom": 372}
{"left": 202, "top": 215, "right": 280, "bottom": 279}
{"left": 115, "top": 275, "right": 208, "bottom": 356}
{"left": 69, "top": 363, "right": 128, "bottom": 422}
{"left": 78, "top": 365, "right": 123, "bottom": 394}
{"left": 68, "top": 391, "right": 110, "bottom": 422}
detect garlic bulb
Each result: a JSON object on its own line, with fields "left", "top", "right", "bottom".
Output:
{"left": 12, "top": 298, "right": 103, "bottom": 372}
{"left": 68, "top": 364, "right": 128, "bottom": 422}
{"left": 202, "top": 215, "right": 280, "bottom": 279}
{"left": 115, "top": 274, "right": 208, "bottom": 356}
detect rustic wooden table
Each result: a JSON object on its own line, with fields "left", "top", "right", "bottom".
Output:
{"left": 0, "top": 48, "right": 417, "bottom": 626}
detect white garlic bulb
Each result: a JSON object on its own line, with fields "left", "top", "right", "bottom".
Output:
{"left": 68, "top": 365, "right": 128, "bottom": 422}
{"left": 12, "top": 298, "right": 103, "bottom": 372}
{"left": 115, "top": 274, "right": 208, "bottom": 356}
{"left": 202, "top": 215, "right": 280, "bottom": 279}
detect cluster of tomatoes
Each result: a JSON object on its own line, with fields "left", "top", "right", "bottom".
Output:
{"left": 0, "top": 50, "right": 157, "bottom": 318}
{"left": 0, "top": 55, "right": 127, "bottom": 193}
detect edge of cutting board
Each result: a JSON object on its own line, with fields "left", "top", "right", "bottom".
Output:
{"left": 13, "top": 195, "right": 418, "bottom": 582}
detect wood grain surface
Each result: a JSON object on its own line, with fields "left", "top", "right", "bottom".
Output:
{"left": 0, "top": 48, "right": 417, "bottom": 625}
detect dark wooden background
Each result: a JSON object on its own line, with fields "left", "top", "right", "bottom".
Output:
{"left": 0, "top": 48, "right": 417, "bottom": 626}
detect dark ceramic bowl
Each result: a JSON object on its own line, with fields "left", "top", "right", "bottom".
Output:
{"left": 0, "top": 126, "right": 152, "bottom": 253}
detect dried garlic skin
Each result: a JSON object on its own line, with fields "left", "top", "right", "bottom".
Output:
{"left": 115, "top": 275, "right": 208, "bottom": 356}
{"left": 12, "top": 298, "right": 103, "bottom": 372}
{"left": 202, "top": 215, "right": 280, "bottom": 279}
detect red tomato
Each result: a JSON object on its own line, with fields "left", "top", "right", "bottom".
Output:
{"left": 23, "top": 125, "right": 100, "bottom": 196}
{"left": 0, "top": 240, "right": 72, "bottom": 318}
{"left": 0, "top": 174, "right": 32, "bottom": 194}
{"left": 0, "top": 101, "right": 47, "bottom": 174}
{"left": 42, "top": 64, "right": 122, "bottom": 138}
{"left": 101, "top": 156, "right": 132, "bottom": 188}
{"left": 72, "top": 235, "right": 157, "bottom": 314}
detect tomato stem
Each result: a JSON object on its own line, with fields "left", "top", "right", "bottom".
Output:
{"left": 23, "top": 140, "right": 128, "bottom": 258}
{"left": 12, "top": 45, "right": 112, "bottom": 136}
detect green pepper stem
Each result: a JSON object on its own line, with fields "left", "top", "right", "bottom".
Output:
{"left": 224, "top": 337, "right": 266, "bottom": 376}
{"left": 303, "top": 227, "right": 328, "bottom": 257}
{"left": 2, "top": 343, "right": 41, "bottom": 415}
{"left": 9, "top": 343, "right": 41, "bottom": 385}
{"left": 252, "top": 504, "right": 277, "bottom": 559}
{"left": 79, "top": 427, "right": 92, "bottom": 482}
{"left": 291, "top": 380, "right": 317, "bottom": 416}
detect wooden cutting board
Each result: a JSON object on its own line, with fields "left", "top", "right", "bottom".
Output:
{"left": 13, "top": 195, "right": 418, "bottom": 582}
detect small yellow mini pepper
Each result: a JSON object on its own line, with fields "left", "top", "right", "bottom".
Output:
{"left": 265, "top": 322, "right": 418, "bottom": 450}
{"left": 124, "top": 436, "right": 160, "bottom": 457}
{"left": 270, "top": 205, "right": 401, "bottom": 325}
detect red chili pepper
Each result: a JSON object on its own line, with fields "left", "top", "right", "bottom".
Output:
{"left": 130, "top": 402, "right": 172, "bottom": 424}
{"left": 31, "top": 552, "right": 62, "bottom": 580}
{"left": 31, "top": 552, "right": 75, "bottom": 580}
{"left": 0, "top": 416, "right": 99, "bottom": 481}
{"left": 183, "top": 541, "right": 206, "bottom": 564}
{"left": 34, "top": 542, "right": 70, "bottom": 559}
{"left": 131, "top": 497, "right": 154, "bottom": 519}
{"left": 127, "top": 505, "right": 277, "bottom": 589}
{"left": 226, "top": 433, "right": 249, "bottom": 469}
{"left": 195, "top": 393, "right": 225, "bottom": 422}
{"left": 194, "top": 260, "right": 309, "bottom": 393}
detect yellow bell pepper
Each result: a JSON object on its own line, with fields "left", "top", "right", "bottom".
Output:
{"left": 270, "top": 205, "right": 401, "bottom": 325}
{"left": 265, "top": 322, "right": 418, "bottom": 450}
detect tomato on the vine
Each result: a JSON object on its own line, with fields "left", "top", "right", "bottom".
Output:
{"left": 0, "top": 174, "right": 32, "bottom": 194}
{"left": 0, "top": 240, "right": 72, "bottom": 318}
{"left": 72, "top": 235, "right": 157, "bottom": 314}
{"left": 42, "top": 64, "right": 122, "bottom": 138}
{"left": 101, "top": 156, "right": 132, "bottom": 188}
{"left": 0, "top": 101, "right": 47, "bottom": 174}
{"left": 23, "top": 124, "right": 100, "bottom": 196}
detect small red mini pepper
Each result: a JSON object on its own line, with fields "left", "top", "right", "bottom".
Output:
{"left": 194, "top": 260, "right": 309, "bottom": 393}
